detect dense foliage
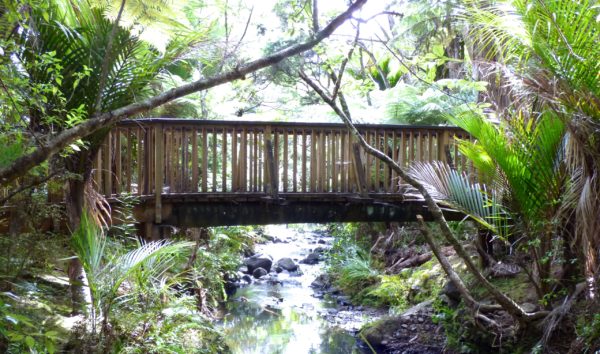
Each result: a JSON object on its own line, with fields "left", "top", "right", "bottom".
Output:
{"left": 0, "top": 0, "right": 599, "bottom": 352}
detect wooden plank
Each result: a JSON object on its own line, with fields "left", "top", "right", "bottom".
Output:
{"left": 95, "top": 140, "right": 102, "bottom": 192}
{"left": 212, "top": 129, "right": 217, "bottom": 192}
{"left": 391, "top": 130, "right": 398, "bottom": 191}
{"left": 263, "top": 126, "right": 270, "bottom": 193}
{"left": 103, "top": 132, "right": 112, "bottom": 196}
{"left": 137, "top": 128, "right": 143, "bottom": 195}
{"left": 347, "top": 130, "right": 354, "bottom": 192}
{"left": 256, "top": 132, "right": 265, "bottom": 191}
{"left": 340, "top": 130, "right": 346, "bottom": 192}
{"left": 274, "top": 130, "right": 280, "bottom": 192}
{"left": 265, "top": 139, "right": 278, "bottom": 198}
{"left": 332, "top": 131, "right": 337, "bottom": 192}
{"left": 283, "top": 129, "right": 288, "bottom": 192}
{"left": 352, "top": 143, "right": 368, "bottom": 197}
{"left": 383, "top": 130, "right": 389, "bottom": 192}
{"left": 115, "top": 130, "right": 122, "bottom": 195}
{"left": 408, "top": 131, "right": 414, "bottom": 167}
{"left": 253, "top": 130, "right": 259, "bottom": 192}
{"left": 293, "top": 129, "right": 297, "bottom": 192}
{"left": 319, "top": 130, "right": 326, "bottom": 192}
{"left": 182, "top": 128, "right": 188, "bottom": 192}
{"left": 418, "top": 130, "right": 424, "bottom": 162}
{"left": 240, "top": 128, "right": 247, "bottom": 192}
{"left": 154, "top": 124, "right": 164, "bottom": 223}
{"left": 375, "top": 130, "right": 381, "bottom": 192}
{"left": 126, "top": 128, "right": 132, "bottom": 193}
{"left": 192, "top": 129, "right": 198, "bottom": 192}
{"left": 201, "top": 128, "right": 208, "bottom": 192}
{"left": 248, "top": 130, "right": 254, "bottom": 191}
{"left": 310, "top": 130, "right": 316, "bottom": 192}
{"left": 302, "top": 131, "right": 307, "bottom": 192}
{"left": 232, "top": 129, "right": 238, "bottom": 191}
{"left": 222, "top": 128, "right": 227, "bottom": 191}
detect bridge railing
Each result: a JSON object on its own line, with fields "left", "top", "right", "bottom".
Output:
{"left": 93, "top": 119, "right": 471, "bottom": 198}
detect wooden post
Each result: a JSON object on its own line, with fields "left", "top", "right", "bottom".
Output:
{"left": 263, "top": 126, "right": 271, "bottom": 193}
{"left": 191, "top": 129, "right": 198, "bottom": 191}
{"left": 351, "top": 142, "right": 369, "bottom": 198}
{"left": 265, "top": 139, "right": 279, "bottom": 199}
{"left": 103, "top": 132, "right": 112, "bottom": 196}
{"left": 222, "top": 128, "right": 227, "bottom": 191}
{"left": 115, "top": 130, "right": 122, "bottom": 195}
{"left": 283, "top": 129, "right": 288, "bottom": 192}
{"left": 201, "top": 128, "right": 208, "bottom": 192}
{"left": 293, "top": 130, "right": 297, "bottom": 192}
{"left": 154, "top": 124, "right": 164, "bottom": 224}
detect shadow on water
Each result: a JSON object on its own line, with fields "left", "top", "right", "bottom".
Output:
{"left": 220, "top": 225, "right": 371, "bottom": 354}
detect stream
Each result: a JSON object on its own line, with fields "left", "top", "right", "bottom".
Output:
{"left": 220, "top": 225, "right": 381, "bottom": 354}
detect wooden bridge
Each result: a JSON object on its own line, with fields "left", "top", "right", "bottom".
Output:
{"left": 94, "top": 119, "right": 471, "bottom": 236}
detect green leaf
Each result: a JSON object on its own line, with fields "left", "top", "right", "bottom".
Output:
{"left": 25, "top": 336, "right": 35, "bottom": 348}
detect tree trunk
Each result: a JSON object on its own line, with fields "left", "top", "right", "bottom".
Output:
{"left": 64, "top": 143, "right": 99, "bottom": 315}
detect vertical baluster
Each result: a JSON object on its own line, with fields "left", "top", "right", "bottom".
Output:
{"left": 274, "top": 129, "right": 280, "bottom": 192}
{"left": 310, "top": 130, "right": 316, "bottom": 192}
{"left": 231, "top": 128, "right": 238, "bottom": 191}
{"left": 302, "top": 130, "right": 307, "bottom": 192}
{"left": 95, "top": 140, "right": 102, "bottom": 193}
{"left": 126, "top": 128, "right": 132, "bottom": 193}
{"left": 244, "top": 128, "right": 250, "bottom": 191}
{"left": 103, "top": 132, "right": 112, "bottom": 196}
{"left": 339, "top": 131, "right": 345, "bottom": 192}
{"left": 391, "top": 130, "right": 398, "bottom": 191}
{"left": 331, "top": 130, "right": 337, "bottom": 192}
{"left": 201, "top": 128, "right": 208, "bottom": 192}
{"left": 319, "top": 130, "right": 326, "bottom": 192}
{"left": 115, "top": 129, "right": 122, "bottom": 195}
{"left": 256, "top": 130, "right": 265, "bottom": 191}
{"left": 283, "top": 129, "right": 288, "bottom": 192}
{"left": 293, "top": 129, "right": 297, "bottom": 192}
{"left": 136, "top": 128, "right": 142, "bottom": 195}
{"left": 254, "top": 130, "right": 259, "bottom": 192}
{"left": 191, "top": 129, "right": 198, "bottom": 192}
{"left": 211, "top": 129, "right": 217, "bottom": 192}
{"left": 222, "top": 127, "right": 227, "bottom": 191}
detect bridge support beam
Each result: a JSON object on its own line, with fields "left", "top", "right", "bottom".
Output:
{"left": 132, "top": 194, "right": 463, "bottom": 228}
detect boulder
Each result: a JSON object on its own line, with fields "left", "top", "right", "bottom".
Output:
{"left": 245, "top": 257, "right": 272, "bottom": 273}
{"left": 241, "top": 274, "right": 252, "bottom": 284}
{"left": 300, "top": 252, "right": 320, "bottom": 265}
{"left": 252, "top": 267, "right": 268, "bottom": 279}
{"left": 359, "top": 317, "right": 403, "bottom": 349}
{"left": 311, "top": 274, "right": 330, "bottom": 289}
{"left": 441, "top": 280, "right": 461, "bottom": 303}
{"left": 277, "top": 257, "right": 299, "bottom": 272}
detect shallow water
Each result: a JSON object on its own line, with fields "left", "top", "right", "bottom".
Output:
{"left": 220, "top": 225, "right": 372, "bottom": 354}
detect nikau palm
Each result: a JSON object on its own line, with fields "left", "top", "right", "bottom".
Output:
{"left": 463, "top": 0, "right": 600, "bottom": 297}
{"left": 71, "top": 213, "right": 191, "bottom": 335}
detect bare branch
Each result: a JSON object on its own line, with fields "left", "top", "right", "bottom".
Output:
{"left": 300, "top": 70, "right": 548, "bottom": 323}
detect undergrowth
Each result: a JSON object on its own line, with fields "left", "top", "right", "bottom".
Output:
{"left": 326, "top": 223, "right": 445, "bottom": 314}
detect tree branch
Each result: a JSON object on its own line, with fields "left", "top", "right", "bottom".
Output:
{"left": 0, "top": 0, "right": 368, "bottom": 186}
{"left": 300, "top": 70, "right": 548, "bottom": 323}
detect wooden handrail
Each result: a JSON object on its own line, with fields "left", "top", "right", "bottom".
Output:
{"left": 93, "top": 119, "right": 472, "bottom": 198}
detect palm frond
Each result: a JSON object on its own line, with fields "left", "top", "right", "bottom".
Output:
{"left": 408, "top": 161, "right": 510, "bottom": 238}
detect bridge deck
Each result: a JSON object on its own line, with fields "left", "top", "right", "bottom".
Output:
{"left": 95, "top": 119, "right": 471, "bottom": 230}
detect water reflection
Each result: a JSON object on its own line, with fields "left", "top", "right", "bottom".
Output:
{"left": 220, "top": 225, "right": 367, "bottom": 354}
